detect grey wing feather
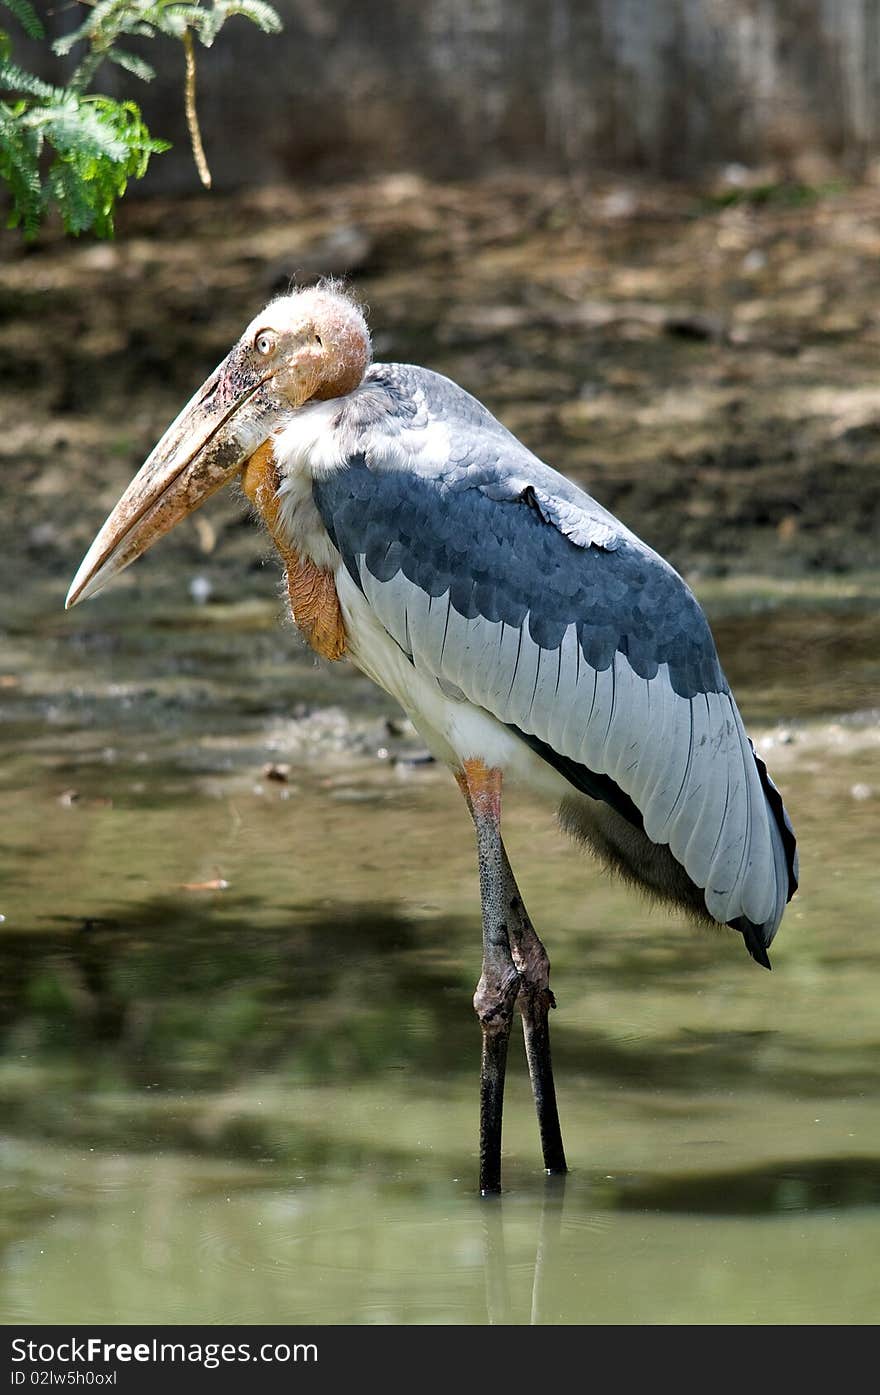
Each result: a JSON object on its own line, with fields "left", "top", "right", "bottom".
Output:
{"left": 685, "top": 691, "right": 732, "bottom": 897}
{"left": 640, "top": 680, "right": 695, "bottom": 838}
{"left": 544, "top": 623, "right": 581, "bottom": 754}
{"left": 478, "top": 477, "right": 620, "bottom": 551}
{"left": 314, "top": 364, "right": 797, "bottom": 943}
{"left": 602, "top": 656, "right": 651, "bottom": 787}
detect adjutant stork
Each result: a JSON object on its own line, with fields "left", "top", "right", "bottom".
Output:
{"left": 67, "top": 284, "right": 798, "bottom": 1194}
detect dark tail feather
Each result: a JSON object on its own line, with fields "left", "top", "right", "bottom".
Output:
{"left": 731, "top": 915, "right": 772, "bottom": 970}
{"left": 749, "top": 741, "right": 799, "bottom": 902}
{"left": 732, "top": 744, "right": 797, "bottom": 969}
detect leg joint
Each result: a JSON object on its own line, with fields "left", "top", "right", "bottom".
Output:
{"left": 473, "top": 967, "right": 520, "bottom": 1031}
{"left": 458, "top": 758, "right": 502, "bottom": 824}
{"left": 510, "top": 931, "right": 551, "bottom": 991}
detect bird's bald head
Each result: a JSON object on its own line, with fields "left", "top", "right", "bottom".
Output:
{"left": 248, "top": 283, "right": 372, "bottom": 408}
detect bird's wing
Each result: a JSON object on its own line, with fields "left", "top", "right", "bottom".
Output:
{"left": 313, "top": 368, "right": 796, "bottom": 939}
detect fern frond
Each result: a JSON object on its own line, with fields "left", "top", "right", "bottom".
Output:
{"left": 47, "top": 159, "right": 100, "bottom": 234}
{"left": 2, "top": 0, "right": 284, "bottom": 237}
{"left": 147, "top": 5, "right": 200, "bottom": 40}
{"left": 1, "top": 0, "right": 44, "bottom": 41}
{"left": 44, "top": 98, "right": 130, "bottom": 164}
{"left": 106, "top": 46, "right": 156, "bottom": 81}
{"left": 88, "top": 95, "right": 170, "bottom": 172}
{"left": 220, "top": 1, "right": 282, "bottom": 33}
{"left": 189, "top": 1, "right": 282, "bottom": 47}
{"left": 0, "top": 100, "right": 43, "bottom": 233}
{"left": 2, "top": 85, "right": 168, "bottom": 238}
{"left": 50, "top": 33, "right": 79, "bottom": 59}
{"left": 62, "top": 0, "right": 132, "bottom": 46}
{"left": 0, "top": 58, "right": 60, "bottom": 101}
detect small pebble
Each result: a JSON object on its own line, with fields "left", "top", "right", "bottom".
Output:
{"left": 741, "top": 248, "right": 767, "bottom": 274}
{"left": 385, "top": 716, "right": 416, "bottom": 738}
{"left": 189, "top": 575, "right": 213, "bottom": 605}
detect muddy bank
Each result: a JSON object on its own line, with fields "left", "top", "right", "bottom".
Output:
{"left": 2, "top": 174, "right": 879, "bottom": 610}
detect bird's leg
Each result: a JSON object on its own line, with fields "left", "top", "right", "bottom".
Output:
{"left": 497, "top": 844, "right": 567, "bottom": 1177}
{"left": 457, "top": 760, "right": 520, "bottom": 1196}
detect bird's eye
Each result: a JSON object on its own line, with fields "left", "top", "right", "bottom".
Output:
{"left": 255, "top": 331, "right": 276, "bottom": 357}
{"left": 314, "top": 332, "right": 323, "bottom": 347}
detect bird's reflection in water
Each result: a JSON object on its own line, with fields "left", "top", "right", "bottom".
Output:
{"left": 529, "top": 1175, "right": 566, "bottom": 1324}
{"left": 481, "top": 1199, "right": 511, "bottom": 1324}
{"left": 481, "top": 1175, "right": 567, "bottom": 1325}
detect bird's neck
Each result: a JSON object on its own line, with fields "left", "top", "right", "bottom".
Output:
{"left": 242, "top": 442, "right": 346, "bottom": 661}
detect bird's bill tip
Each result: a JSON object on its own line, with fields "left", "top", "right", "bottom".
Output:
{"left": 64, "top": 488, "right": 184, "bottom": 610}
{"left": 65, "top": 541, "right": 112, "bottom": 609}
{"left": 64, "top": 451, "right": 234, "bottom": 610}
{"left": 65, "top": 366, "right": 279, "bottom": 608}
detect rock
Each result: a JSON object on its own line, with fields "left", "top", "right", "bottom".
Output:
{"left": 262, "top": 762, "right": 291, "bottom": 783}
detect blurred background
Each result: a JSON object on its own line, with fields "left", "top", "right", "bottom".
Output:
{"left": 1, "top": 0, "right": 878, "bottom": 1325}
{"left": 21, "top": 0, "right": 880, "bottom": 187}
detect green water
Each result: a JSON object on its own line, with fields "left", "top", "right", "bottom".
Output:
{"left": 1, "top": 579, "right": 878, "bottom": 1324}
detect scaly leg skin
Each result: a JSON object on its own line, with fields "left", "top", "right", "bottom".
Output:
{"left": 458, "top": 761, "right": 567, "bottom": 1184}
{"left": 457, "top": 762, "right": 567, "bottom": 1190}
{"left": 458, "top": 761, "right": 520, "bottom": 1196}
{"left": 498, "top": 843, "right": 567, "bottom": 1177}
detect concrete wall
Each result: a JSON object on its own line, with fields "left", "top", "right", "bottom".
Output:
{"left": 26, "top": 0, "right": 880, "bottom": 190}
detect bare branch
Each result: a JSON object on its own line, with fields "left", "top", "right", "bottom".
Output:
{"left": 182, "top": 27, "right": 211, "bottom": 189}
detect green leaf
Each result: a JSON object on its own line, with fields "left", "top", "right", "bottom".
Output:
{"left": 52, "top": 31, "right": 85, "bottom": 58}
{"left": 222, "top": 1, "right": 282, "bottom": 34}
{"left": 44, "top": 99, "right": 130, "bottom": 165}
{"left": 47, "top": 159, "right": 101, "bottom": 235}
{"left": 0, "top": 58, "right": 60, "bottom": 102}
{"left": 193, "top": 1, "right": 282, "bottom": 47}
{"left": 154, "top": 6, "right": 222, "bottom": 45}
{"left": 1, "top": 86, "right": 169, "bottom": 238}
{"left": 0, "top": 101, "right": 43, "bottom": 233}
{"left": 106, "top": 46, "right": 156, "bottom": 82}
{"left": 1, "top": 0, "right": 44, "bottom": 41}
{"left": 2, "top": 0, "right": 284, "bottom": 238}
{"left": 71, "top": 0, "right": 131, "bottom": 43}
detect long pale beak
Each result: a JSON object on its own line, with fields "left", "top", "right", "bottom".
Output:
{"left": 66, "top": 353, "right": 283, "bottom": 608}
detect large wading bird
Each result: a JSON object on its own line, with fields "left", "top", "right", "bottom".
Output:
{"left": 68, "top": 285, "right": 798, "bottom": 1195}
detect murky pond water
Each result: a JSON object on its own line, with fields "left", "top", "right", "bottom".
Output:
{"left": 1, "top": 567, "right": 878, "bottom": 1324}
